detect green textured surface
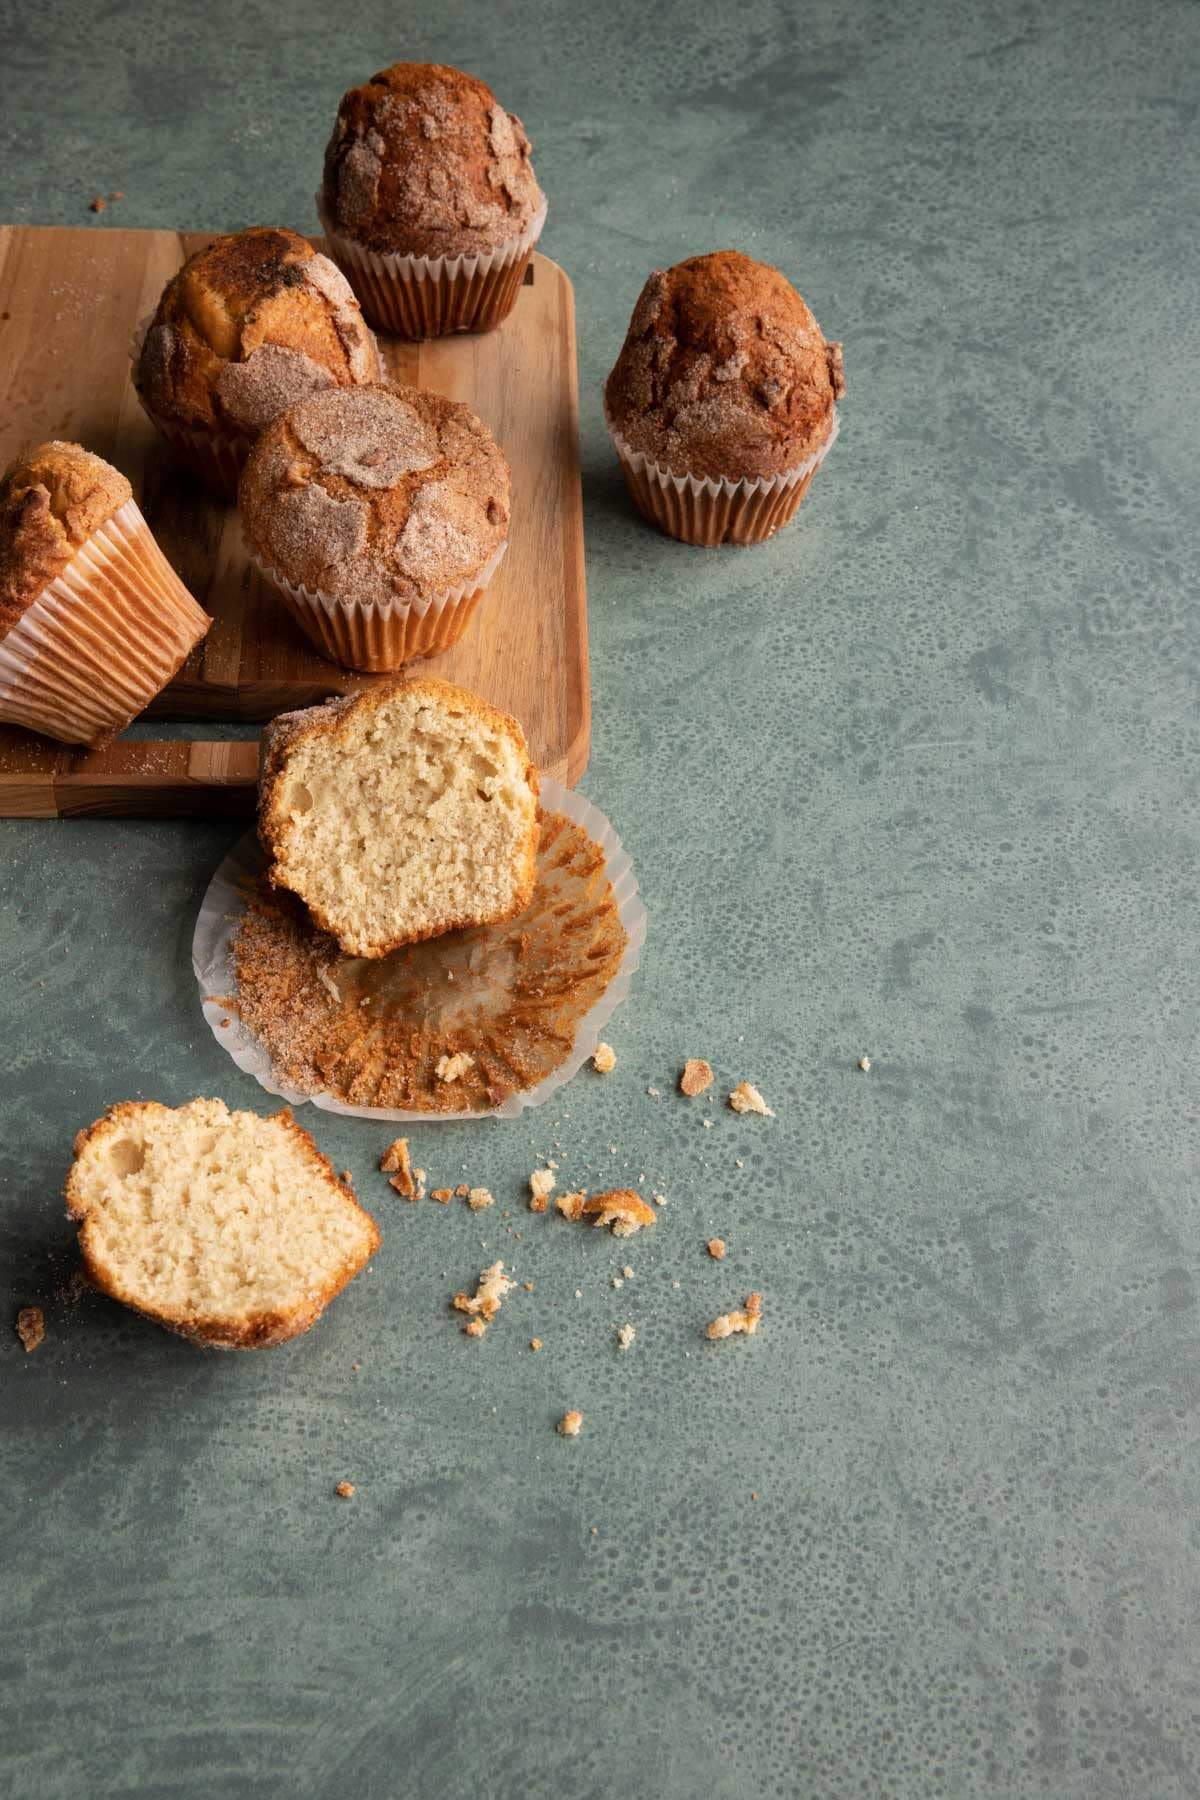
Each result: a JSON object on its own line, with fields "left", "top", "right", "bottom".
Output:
{"left": 3, "top": 2, "right": 1200, "bottom": 1795}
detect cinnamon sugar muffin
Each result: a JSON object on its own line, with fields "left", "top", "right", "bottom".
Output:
{"left": 239, "top": 382, "right": 510, "bottom": 670}
{"left": 604, "top": 250, "right": 845, "bottom": 546}
{"left": 134, "top": 227, "right": 381, "bottom": 498}
{"left": 0, "top": 441, "right": 209, "bottom": 745}
{"left": 320, "top": 62, "right": 547, "bottom": 338}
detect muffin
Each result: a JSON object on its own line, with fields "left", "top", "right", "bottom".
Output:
{"left": 258, "top": 676, "right": 539, "bottom": 957}
{"left": 66, "top": 1098, "right": 380, "bottom": 1349}
{"left": 604, "top": 250, "right": 845, "bottom": 546}
{"left": 319, "top": 62, "right": 547, "bottom": 338}
{"left": 0, "top": 442, "right": 209, "bottom": 746}
{"left": 134, "top": 226, "right": 381, "bottom": 498}
{"left": 239, "top": 383, "right": 510, "bottom": 671}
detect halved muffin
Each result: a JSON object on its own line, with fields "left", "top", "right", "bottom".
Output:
{"left": 258, "top": 675, "right": 539, "bottom": 958}
{"left": 66, "top": 1098, "right": 380, "bottom": 1349}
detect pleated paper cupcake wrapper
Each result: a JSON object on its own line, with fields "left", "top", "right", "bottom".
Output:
{"left": 0, "top": 499, "right": 210, "bottom": 746}
{"left": 606, "top": 406, "right": 840, "bottom": 546}
{"left": 249, "top": 539, "right": 507, "bottom": 672}
{"left": 318, "top": 197, "right": 547, "bottom": 339}
{"left": 193, "top": 778, "right": 647, "bottom": 1121}
{"left": 129, "top": 316, "right": 250, "bottom": 501}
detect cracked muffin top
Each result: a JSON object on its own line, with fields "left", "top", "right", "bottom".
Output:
{"left": 604, "top": 251, "right": 845, "bottom": 482}
{"left": 321, "top": 62, "right": 545, "bottom": 258}
{"left": 0, "top": 441, "right": 131, "bottom": 634}
{"left": 135, "top": 227, "right": 380, "bottom": 436}
{"left": 238, "top": 383, "right": 510, "bottom": 605}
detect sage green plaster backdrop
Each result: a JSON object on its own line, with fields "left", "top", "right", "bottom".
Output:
{"left": 3, "top": 1, "right": 1199, "bottom": 1795}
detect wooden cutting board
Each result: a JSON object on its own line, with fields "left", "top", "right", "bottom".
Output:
{"left": 0, "top": 225, "right": 588, "bottom": 817}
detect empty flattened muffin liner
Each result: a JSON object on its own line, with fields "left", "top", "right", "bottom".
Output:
{"left": 192, "top": 779, "right": 646, "bottom": 1121}
{"left": 0, "top": 499, "right": 210, "bottom": 746}
{"left": 248, "top": 539, "right": 507, "bottom": 673}
{"left": 605, "top": 406, "right": 840, "bottom": 547}
{"left": 317, "top": 198, "right": 547, "bottom": 339}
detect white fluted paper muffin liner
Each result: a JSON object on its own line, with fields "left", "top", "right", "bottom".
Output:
{"left": 605, "top": 404, "right": 840, "bottom": 546}
{"left": 0, "top": 499, "right": 210, "bottom": 746}
{"left": 317, "top": 196, "right": 547, "bottom": 339}
{"left": 248, "top": 537, "right": 508, "bottom": 671}
{"left": 192, "top": 778, "right": 647, "bottom": 1121}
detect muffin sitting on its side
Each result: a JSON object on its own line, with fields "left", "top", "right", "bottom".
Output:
{"left": 604, "top": 250, "right": 845, "bottom": 546}
{"left": 258, "top": 676, "right": 539, "bottom": 958}
{"left": 134, "top": 226, "right": 381, "bottom": 498}
{"left": 0, "top": 441, "right": 209, "bottom": 745}
{"left": 320, "top": 61, "right": 547, "bottom": 338}
{"left": 67, "top": 1098, "right": 380, "bottom": 1349}
{"left": 239, "top": 383, "right": 510, "bottom": 670}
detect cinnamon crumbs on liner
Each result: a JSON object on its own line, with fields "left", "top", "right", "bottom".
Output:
{"left": 707, "top": 1294, "right": 763, "bottom": 1340}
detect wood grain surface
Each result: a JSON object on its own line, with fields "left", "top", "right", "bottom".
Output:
{"left": 0, "top": 225, "right": 588, "bottom": 817}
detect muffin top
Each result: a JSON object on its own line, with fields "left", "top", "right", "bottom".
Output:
{"left": 321, "top": 62, "right": 545, "bottom": 258}
{"left": 0, "top": 442, "right": 131, "bottom": 636}
{"left": 135, "top": 227, "right": 380, "bottom": 436}
{"left": 239, "top": 383, "right": 510, "bottom": 605}
{"left": 604, "top": 251, "right": 845, "bottom": 482}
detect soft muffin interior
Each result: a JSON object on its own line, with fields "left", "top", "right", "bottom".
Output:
{"left": 270, "top": 686, "right": 536, "bottom": 955}
{"left": 72, "top": 1100, "right": 376, "bottom": 1324}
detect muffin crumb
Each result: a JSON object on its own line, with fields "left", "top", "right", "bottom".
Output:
{"left": 616, "top": 1324, "right": 636, "bottom": 1351}
{"left": 467, "top": 1186, "right": 495, "bottom": 1212}
{"left": 530, "top": 1337, "right": 543, "bottom": 1352}
{"left": 592, "top": 1042, "right": 617, "bottom": 1073}
{"left": 16, "top": 1307, "right": 45, "bottom": 1353}
{"left": 858, "top": 1054, "right": 872, "bottom": 1072}
{"left": 335, "top": 1480, "right": 356, "bottom": 1499}
{"left": 452, "top": 1260, "right": 514, "bottom": 1334}
{"left": 557, "top": 1409, "right": 584, "bottom": 1437}
{"left": 554, "top": 1190, "right": 586, "bottom": 1222}
{"left": 681, "top": 1058, "right": 714, "bottom": 1097}
{"left": 729, "top": 1082, "right": 773, "bottom": 1117}
{"left": 707, "top": 1238, "right": 727, "bottom": 1261}
{"left": 431, "top": 1187, "right": 453, "bottom": 1204}
{"left": 529, "top": 1167, "right": 555, "bottom": 1212}
{"left": 707, "top": 1293, "right": 763, "bottom": 1340}
{"left": 583, "top": 1190, "right": 656, "bottom": 1237}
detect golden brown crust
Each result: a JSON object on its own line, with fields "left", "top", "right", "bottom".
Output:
{"left": 605, "top": 250, "right": 844, "bottom": 481}
{"left": 0, "top": 442, "right": 131, "bottom": 637}
{"left": 65, "top": 1100, "right": 380, "bottom": 1351}
{"left": 135, "top": 227, "right": 380, "bottom": 435}
{"left": 239, "top": 382, "right": 509, "bottom": 606}
{"left": 322, "top": 62, "right": 544, "bottom": 257}
{"left": 257, "top": 676, "right": 539, "bottom": 956}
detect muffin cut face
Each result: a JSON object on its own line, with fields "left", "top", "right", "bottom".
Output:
{"left": 66, "top": 1099, "right": 380, "bottom": 1349}
{"left": 605, "top": 249, "right": 845, "bottom": 482}
{"left": 239, "top": 383, "right": 510, "bottom": 606}
{"left": 135, "top": 227, "right": 380, "bottom": 434}
{"left": 322, "top": 62, "right": 545, "bottom": 258}
{"left": 258, "top": 676, "right": 540, "bottom": 958}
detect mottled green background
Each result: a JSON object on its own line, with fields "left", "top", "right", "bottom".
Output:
{"left": 3, "top": 1, "right": 1200, "bottom": 1794}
